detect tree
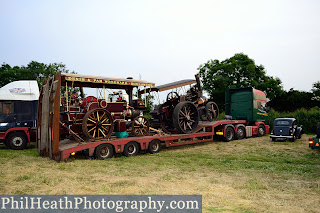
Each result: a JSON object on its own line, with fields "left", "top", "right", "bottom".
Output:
{"left": 268, "top": 88, "right": 318, "bottom": 112}
{"left": 312, "top": 81, "right": 320, "bottom": 101}
{"left": 198, "top": 53, "right": 284, "bottom": 108}
{"left": 0, "top": 61, "right": 73, "bottom": 88}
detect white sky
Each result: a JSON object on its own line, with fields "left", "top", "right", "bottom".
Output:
{"left": 1, "top": 0, "right": 319, "bottom": 94}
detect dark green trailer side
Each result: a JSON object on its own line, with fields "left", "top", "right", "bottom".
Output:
{"left": 225, "top": 87, "right": 268, "bottom": 125}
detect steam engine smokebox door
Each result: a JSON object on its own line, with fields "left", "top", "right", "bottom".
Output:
{"left": 115, "top": 120, "right": 127, "bottom": 132}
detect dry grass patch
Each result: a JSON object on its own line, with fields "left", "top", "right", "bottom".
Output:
{"left": 0, "top": 134, "right": 319, "bottom": 212}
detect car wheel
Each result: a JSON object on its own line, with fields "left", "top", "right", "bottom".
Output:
{"left": 272, "top": 138, "right": 276, "bottom": 141}
{"left": 7, "top": 132, "right": 28, "bottom": 150}
{"left": 289, "top": 136, "right": 296, "bottom": 142}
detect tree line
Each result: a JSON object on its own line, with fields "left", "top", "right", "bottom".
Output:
{"left": 198, "top": 53, "right": 319, "bottom": 112}
{"left": 1, "top": 54, "right": 319, "bottom": 113}
{"left": 0, "top": 61, "right": 73, "bottom": 88}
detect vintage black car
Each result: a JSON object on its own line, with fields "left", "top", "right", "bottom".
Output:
{"left": 270, "top": 118, "right": 303, "bottom": 141}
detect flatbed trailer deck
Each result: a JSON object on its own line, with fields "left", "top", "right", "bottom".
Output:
{"left": 57, "top": 120, "right": 269, "bottom": 162}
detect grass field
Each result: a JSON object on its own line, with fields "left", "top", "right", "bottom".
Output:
{"left": 0, "top": 134, "right": 319, "bottom": 213}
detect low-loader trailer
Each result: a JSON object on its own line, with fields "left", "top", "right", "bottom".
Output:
{"left": 37, "top": 73, "right": 269, "bottom": 162}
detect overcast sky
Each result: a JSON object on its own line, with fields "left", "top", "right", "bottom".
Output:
{"left": 1, "top": 0, "right": 319, "bottom": 93}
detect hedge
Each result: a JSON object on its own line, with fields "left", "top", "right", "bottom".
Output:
{"left": 268, "top": 107, "right": 320, "bottom": 134}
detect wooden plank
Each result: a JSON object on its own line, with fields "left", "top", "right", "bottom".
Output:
{"left": 40, "top": 79, "right": 50, "bottom": 155}
{"left": 36, "top": 82, "right": 44, "bottom": 150}
{"left": 48, "top": 77, "right": 54, "bottom": 158}
{"left": 52, "top": 73, "right": 61, "bottom": 156}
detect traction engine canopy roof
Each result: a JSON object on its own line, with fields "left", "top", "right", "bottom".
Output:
{"left": 140, "top": 79, "right": 197, "bottom": 94}
{"left": 61, "top": 73, "right": 155, "bottom": 89}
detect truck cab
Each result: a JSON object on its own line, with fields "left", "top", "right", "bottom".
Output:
{"left": 0, "top": 81, "right": 39, "bottom": 149}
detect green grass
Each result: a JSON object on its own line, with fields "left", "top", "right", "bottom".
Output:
{"left": 0, "top": 135, "right": 319, "bottom": 212}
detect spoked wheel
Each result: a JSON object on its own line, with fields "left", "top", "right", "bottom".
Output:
{"left": 173, "top": 101, "right": 199, "bottom": 134}
{"left": 132, "top": 116, "right": 150, "bottom": 136}
{"left": 166, "top": 92, "right": 180, "bottom": 102}
{"left": 82, "top": 108, "right": 114, "bottom": 140}
{"left": 206, "top": 102, "right": 219, "bottom": 121}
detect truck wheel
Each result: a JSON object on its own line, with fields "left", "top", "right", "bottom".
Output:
{"left": 235, "top": 126, "right": 245, "bottom": 140}
{"left": 224, "top": 127, "right": 234, "bottom": 142}
{"left": 148, "top": 139, "right": 161, "bottom": 154}
{"left": 95, "top": 143, "right": 114, "bottom": 160}
{"left": 124, "top": 141, "right": 140, "bottom": 157}
{"left": 258, "top": 125, "right": 265, "bottom": 137}
{"left": 7, "top": 132, "right": 27, "bottom": 150}
{"left": 173, "top": 101, "right": 199, "bottom": 134}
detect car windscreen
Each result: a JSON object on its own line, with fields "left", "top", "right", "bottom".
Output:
{"left": 275, "top": 120, "right": 292, "bottom": 126}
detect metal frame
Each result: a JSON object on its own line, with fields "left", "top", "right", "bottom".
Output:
{"left": 56, "top": 120, "right": 269, "bottom": 162}
{"left": 37, "top": 73, "right": 155, "bottom": 160}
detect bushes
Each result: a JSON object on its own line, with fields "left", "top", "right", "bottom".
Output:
{"left": 268, "top": 107, "right": 320, "bottom": 134}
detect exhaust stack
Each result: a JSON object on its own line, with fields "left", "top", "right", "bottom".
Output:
{"left": 195, "top": 74, "right": 203, "bottom": 97}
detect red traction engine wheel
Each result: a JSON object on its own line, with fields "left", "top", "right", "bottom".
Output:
{"left": 82, "top": 108, "right": 114, "bottom": 140}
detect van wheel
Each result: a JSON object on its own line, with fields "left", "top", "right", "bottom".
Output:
{"left": 7, "top": 132, "right": 27, "bottom": 150}
{"left": 124, "top": 141, "right": 140, "bottom": 157}
{"left": 258, "top": 125, "right": 265, "bottom": 137}
{"left": 148, "top": 139, "right": 161, "bottom": 154}
{"left": 95, "top": 143, "right": 114, "bottom": 160}
{"left": 224, "top": 127, "right": 234, "bottom": 142}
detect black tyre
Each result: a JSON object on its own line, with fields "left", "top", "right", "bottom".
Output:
{"left": 235, "top": 126, "right": 245, "bottom": 140}
{"left": 257, "top": 125, "right": 265, "bottom": 137}
{"left": 289, "top": 136, "right": 296, "bottom": 142}
{"left": 95, "top": 143, "right": 114, "bottom": 160}
{"left": 173, "top": 101, "right": 199, "bottom": 134}
{"left": 123, "top": 141, "right": 140, "bottom": 157}
{"left": 224, "top": 126, "right": 234, "bottom": 142}
{"left": 297, "top": 131, "right": 302, "bottom": 139}
{"left": 206, "top": 102, "right": 219, "bottom": 121}
{"left": 272, "top": 138, "right": 276, "bottom": 141}
{"left": 7, "top": 132, "right": 27, "bottom": 150}
{"left": 4, "top": 140, "right": 10, "bottom": 149}
{"left": 148, "top": 139, "right": 161, "bottom": 154}
{"left": 317, "top": 122, "right": 320, "bottom": 138}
